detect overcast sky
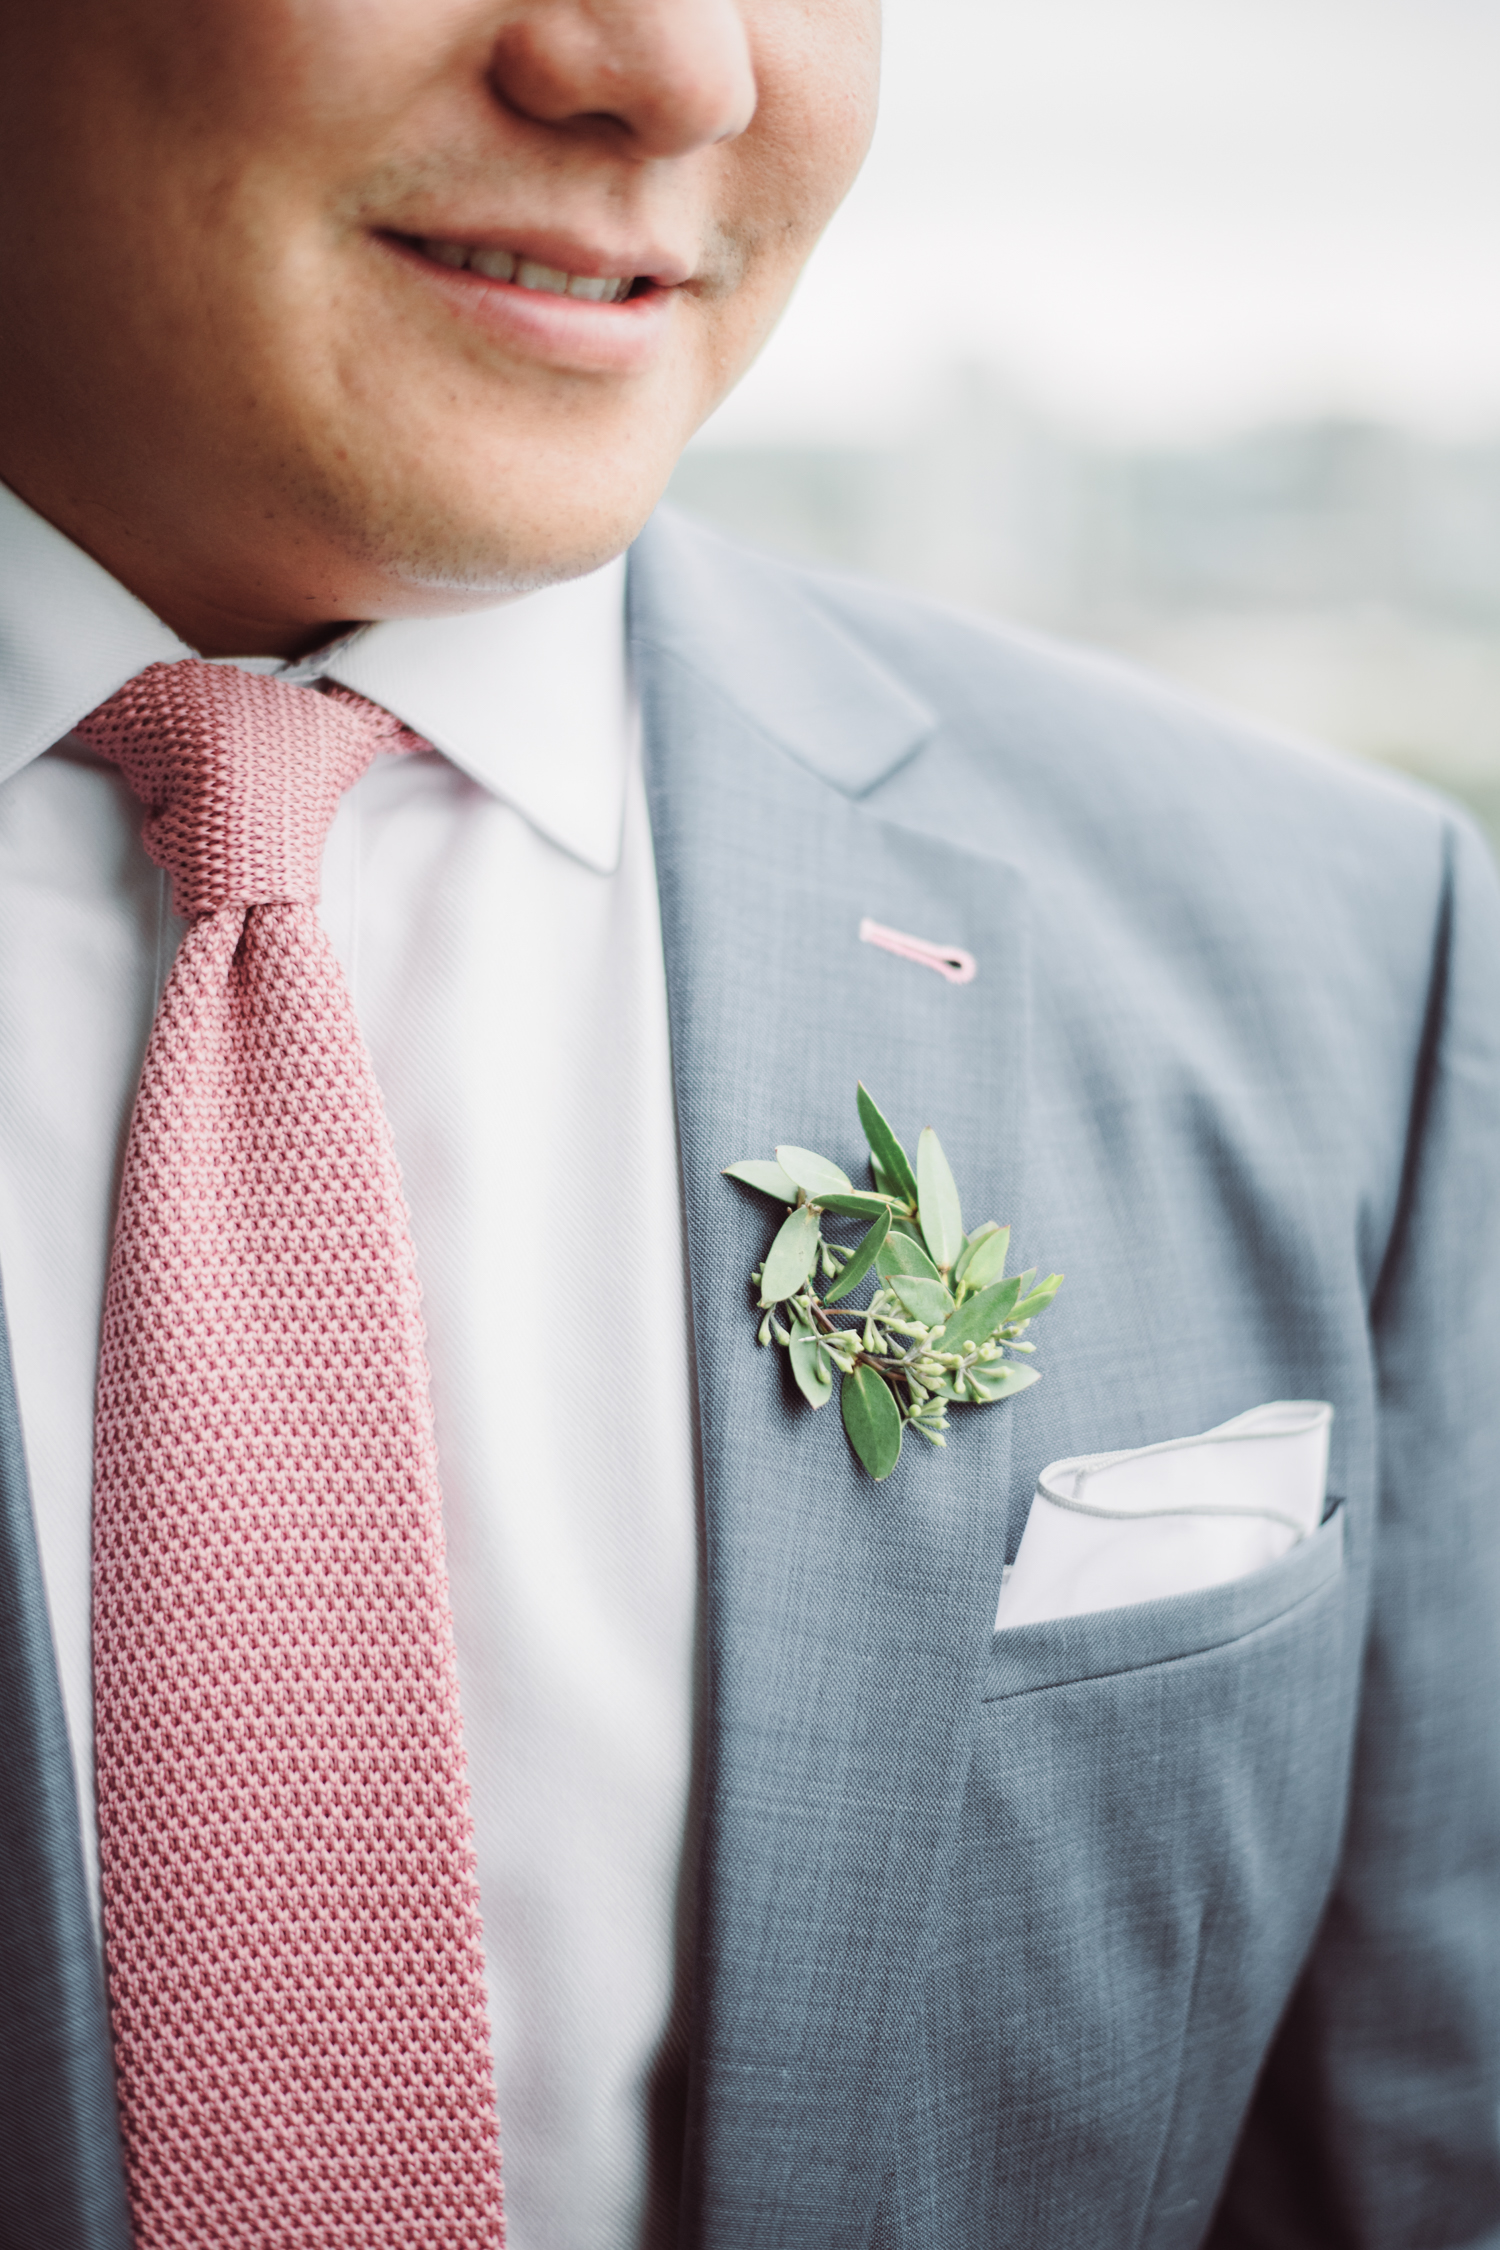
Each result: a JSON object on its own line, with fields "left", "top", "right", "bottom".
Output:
{"left": 695, "top": 0, "right": 1500, "bottom": 448}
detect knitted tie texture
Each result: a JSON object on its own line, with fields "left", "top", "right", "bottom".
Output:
{"left": 75, "top": 660, "right": 505, "bottom": 2249}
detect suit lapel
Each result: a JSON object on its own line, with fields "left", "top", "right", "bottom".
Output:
{"left": 0, "top": 1277, "right": 130, "bottom": 2249}
{"left": 632, "top": 514, "right": 1034, "bottom": 2249}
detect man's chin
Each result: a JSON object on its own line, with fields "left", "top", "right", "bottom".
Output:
{"left": 321, "top": 465, "right": 671, "bottom": 618}
{"left": 373, "top": 537, "right": 629, "bottom": 609}
{"left": 302, "top": 506, "right": 644, "bottom": 626}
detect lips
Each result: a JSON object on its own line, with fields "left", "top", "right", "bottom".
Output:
{"left": 405, "top": 237, "right": 637, "bottom": 303}
{"left": 381, "top": 226, "right": 678, "bottom": 378}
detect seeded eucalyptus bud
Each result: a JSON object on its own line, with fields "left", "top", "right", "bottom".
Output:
{"left": 758, "top": 1312, "right": 773, "bottom": 1346}
{"left": 771, "top": 1316, "right": 791, "bottom": 1346}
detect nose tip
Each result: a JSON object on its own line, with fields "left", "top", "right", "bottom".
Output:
{"left": 491, "top": 0, "right": 757, "bottom": 161}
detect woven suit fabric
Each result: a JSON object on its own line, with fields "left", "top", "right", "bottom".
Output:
{"left": 74, "top": 661, "right": 505, "bottom": 2248}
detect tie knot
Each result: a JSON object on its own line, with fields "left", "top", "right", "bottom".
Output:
{"left": 74, "top": 659, "right": 422, "bottom": 919}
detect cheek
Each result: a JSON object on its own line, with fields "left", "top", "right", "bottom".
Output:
{"left": 696, "top": 0, "right": 877, "bottom": 344}
{"left": 667, "top": 9, "right": 877, "bottom": 419}
{"left": 751, "top": 0, "right": 882, "bottom": 242}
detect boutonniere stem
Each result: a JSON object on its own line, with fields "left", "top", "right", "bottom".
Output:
{"left": 725, "top": 1085, "right": 1062, "bottom": 1480}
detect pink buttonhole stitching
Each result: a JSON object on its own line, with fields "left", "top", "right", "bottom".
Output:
{"left": 859, "top": 917, "right": 977, "bottom": 985}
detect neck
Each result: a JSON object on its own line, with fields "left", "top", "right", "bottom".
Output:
{"left": 0, "top": 454, "right": 357, "bottom": 658}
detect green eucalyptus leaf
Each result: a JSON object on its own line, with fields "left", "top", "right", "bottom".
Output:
{"left": 776, "top": 1146, "right": 853, "bottom": 1199}
{"left": 916, "top": 1127, "right": 965, "bottom": 1272}
{"left": 952, "top": 1220, "right": 1002, "bottom": 1287}
{"left": 888, "top": 1273, "right": 957, "bottom": 1327}
{"left": 841, "top": 1362, "right": 904, "bottom": 1480}
{"left": 760, "top": 1204, "right": 821, "bottom": 1302}
{"left": 938, "top": 1276, "right": 1024, "bottom": 1355}
{"left": 965, "top": 1359, "right": 1042, "bottom": 1404}
{"left": 857, "top": 1083, "right": 919, "bottom": 1208}
{"left": 788, "top": 1318, "right": 834, "bottom": 1408}
{"left": 741, "top": 1093, "right": 1057, "bottom": 1463}
{"left": 824, "top": 1208, "right": 891, "bottom": 1305}
{"left": 1011, "top": 1273, "right": 1064, "bottom": 1324}
{"left": 876, "top": 1230, "right": 942, "bottom": 1283}
{"left": 723, "top": 1159, "right": 798, "bottom": 1204}
{"left": 958, "top": 1225, "right": 1011, "bottom": 1295}
{"left": 819, "top": 1191, "right": 900, "bottom": 1219}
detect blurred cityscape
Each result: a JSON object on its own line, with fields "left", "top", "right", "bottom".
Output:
{"left": 668, "top": 368, "right": 1500, "bottom": 858}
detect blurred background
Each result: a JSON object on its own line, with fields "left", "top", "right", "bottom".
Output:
{"left": 667, "top": 0, "right": 1500, "bottom": 852}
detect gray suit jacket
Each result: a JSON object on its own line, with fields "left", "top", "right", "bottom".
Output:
{"left": 2, "top": 505, "right": 1499, "bottom": 2250}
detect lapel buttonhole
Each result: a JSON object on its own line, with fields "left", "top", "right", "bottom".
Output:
{"left": 859, "top": 916, "right": 977, "bottom": 985}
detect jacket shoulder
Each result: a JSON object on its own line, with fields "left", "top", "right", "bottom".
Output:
{"left": 633, "top": 504, "right": 1480, "bottom": 898}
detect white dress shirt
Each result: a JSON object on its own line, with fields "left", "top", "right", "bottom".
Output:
{"left": 0, "top": 479, "right": 699, "bottom": 2250}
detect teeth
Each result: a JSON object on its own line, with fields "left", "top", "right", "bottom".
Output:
{"left": 419, "top": 238, "right": 633, "bottom": 302}
{"left": 516, "top": 258, "right": 568, "bottom": 295}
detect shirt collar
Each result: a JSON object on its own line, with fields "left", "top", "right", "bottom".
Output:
{"left": 0, "top": 476, "right": 631, "bottom": 876}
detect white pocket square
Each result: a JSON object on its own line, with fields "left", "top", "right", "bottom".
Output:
{"left": 994, "top": 1400, "right": 1333, "bottom": 1632}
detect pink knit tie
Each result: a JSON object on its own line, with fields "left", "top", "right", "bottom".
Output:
{"left": 75, "top": 661, "right": 505, "bottom": 2249}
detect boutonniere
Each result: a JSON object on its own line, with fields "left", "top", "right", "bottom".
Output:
{"left": 725, "top": 1085, "right": 1062, "bottom": 1481}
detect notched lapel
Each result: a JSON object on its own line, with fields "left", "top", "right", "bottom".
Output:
{"left": 633, "top": 522, "right": 1035, "bottom": 2250}
{"left": 0, "top": 1279, "right": 130, "bottom": 2249}
{"left": 630, "top": 505, "right": 936, "bottom": 797}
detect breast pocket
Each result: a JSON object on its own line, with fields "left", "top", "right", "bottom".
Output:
{"left": 985, "top": 1503, "right": 1346, "bottom": 1699}
{"left": 929, "top": 1511, "right": 1356, "bottom": 2249}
